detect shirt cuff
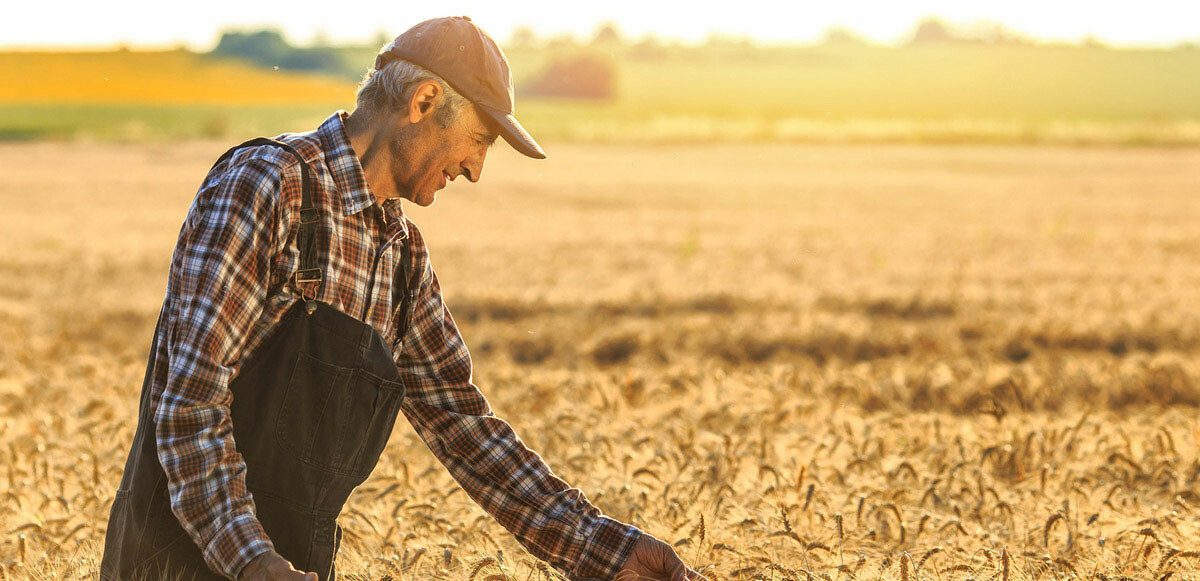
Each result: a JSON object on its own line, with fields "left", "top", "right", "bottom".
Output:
{"left": 201, "top": 509, "right": 275, "bottom": 580}
{"left": 570, "top": 516, "right": 643, "bottom": 581}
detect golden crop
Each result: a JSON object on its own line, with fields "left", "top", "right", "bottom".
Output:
{"left": 0, "top": 139, "right": 1198, "bottom": 579}
{"left": 0, "top": 50, "right": 348, "bottom": 105}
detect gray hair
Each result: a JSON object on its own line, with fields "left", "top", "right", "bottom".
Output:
{"left": 353, "top": 58, "right": 469, "bottom": 128}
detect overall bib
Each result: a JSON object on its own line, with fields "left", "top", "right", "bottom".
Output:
{"left": 100, "top": 138, "right": 414, "bottom": 580}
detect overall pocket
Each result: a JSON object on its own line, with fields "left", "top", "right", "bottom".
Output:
{"left": 276, "top": 352, "right": 405, "bottom": 478}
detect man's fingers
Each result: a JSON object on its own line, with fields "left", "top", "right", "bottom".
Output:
{"left": 666, "top": 553, "right": 707, "bottom": 581}
{"left": 666, "top": 554, "right": 692, "bottom": 581}
{"left": 289, "top": 567, "right": 319, "bottom": 581}
{"left": 277, "top": 558, "right": 319, "bottom": 581}
{"left": 659, "top": 543, "right": 709, "bottom": 581}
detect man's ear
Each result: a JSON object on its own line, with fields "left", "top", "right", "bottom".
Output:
{"left": 408, "top": 80, "right": 444, "bottom": 124}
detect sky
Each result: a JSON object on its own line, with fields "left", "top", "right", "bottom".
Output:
{"left": 6, "top": 1, "right": 1199, "bottom": 50}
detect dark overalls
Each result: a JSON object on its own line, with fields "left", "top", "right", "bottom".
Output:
{"left": 100, "top": 138, "right": 415, "bottom": 580}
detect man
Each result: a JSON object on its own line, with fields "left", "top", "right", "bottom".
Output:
{"left": 99, "top": 16, "right": 706, "bottom": 581}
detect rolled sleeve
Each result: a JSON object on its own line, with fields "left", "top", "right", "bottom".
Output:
{"left": 571, "top": 516, "right": 642, "bottom": 581}
{"left": 204, "top": 509, "right": 274, "bottom": 579}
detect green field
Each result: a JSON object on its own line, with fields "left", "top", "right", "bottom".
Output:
{"left": 0, "top": 103, "right": 340, "bottom": 141}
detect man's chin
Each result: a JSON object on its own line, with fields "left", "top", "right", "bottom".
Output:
{"left": 414, "top": 191, "right": 437, "bottom": 207}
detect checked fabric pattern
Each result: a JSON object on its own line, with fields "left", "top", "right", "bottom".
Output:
{"left": 151, "top": 110, "right": 641, "bottom": 580}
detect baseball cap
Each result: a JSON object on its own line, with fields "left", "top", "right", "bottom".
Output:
{"left": 375, "top": 16, "right": 546, "bottom": 160}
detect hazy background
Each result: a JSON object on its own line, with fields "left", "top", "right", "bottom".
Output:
{"left": 3, "top": 1, "right": 1200, "bottom": 144}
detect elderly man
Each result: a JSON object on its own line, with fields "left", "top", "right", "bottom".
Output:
{"left": 99, "top": 15, "right": 704, "bottom": 581}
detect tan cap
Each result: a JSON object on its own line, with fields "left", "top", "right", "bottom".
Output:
{"left": 375, "top": 16, "right": 546, "bottom": 159}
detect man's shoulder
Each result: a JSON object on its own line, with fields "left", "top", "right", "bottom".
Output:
{"left": 198, "top": 131, "right": 328, "bottom": 210}
{"left": 204, "top": 128, "right": 321, "bottom": 179}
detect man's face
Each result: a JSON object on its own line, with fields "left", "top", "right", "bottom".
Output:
{"left": 388, "top": 98, "right": 500, "bottom": 207}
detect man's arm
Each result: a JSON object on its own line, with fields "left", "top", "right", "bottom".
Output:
{"left": 153, "top": 155, "right": 288, "bottom": 579}
{"left": 397, "top": 256, "right": 642, "bottom": 581}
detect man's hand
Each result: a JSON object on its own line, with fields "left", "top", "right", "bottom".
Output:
{"left": 238, "top": 550, "right": 319, "bottom": 581}
{"left": 616, "top": 533, "right": 708, "bottom": 581}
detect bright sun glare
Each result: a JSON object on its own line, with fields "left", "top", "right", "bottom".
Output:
{"left": 6, "top": 0, "right": 1200, "bottom": 50}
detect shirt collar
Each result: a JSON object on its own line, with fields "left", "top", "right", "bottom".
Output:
{"left": 317, "top": 110, "right": 409, "bottom": 237}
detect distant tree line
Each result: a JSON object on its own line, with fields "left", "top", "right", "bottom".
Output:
{"left": 205, "top": 19, "right": 1195, "bottom": 103}
{"left": 207, "top": 29, "right": 364, "bottom": 79}
{"left": 206, "top": 26, "right": 623, "bottom": 99}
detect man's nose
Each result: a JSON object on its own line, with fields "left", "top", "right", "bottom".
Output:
{"left": 460, "top": 160, "right": 483, "bottom": 183}
{"left": 456, "top": 163, "right": 480, "bottom": 181}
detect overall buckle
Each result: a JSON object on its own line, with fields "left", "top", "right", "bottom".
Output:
{"left": 298, "top": 208, "right": 320, "bottom": 224}
{"left": 294, "top": 268, "right": 322, "bottom": 283}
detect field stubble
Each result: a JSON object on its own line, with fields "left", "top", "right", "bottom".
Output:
{"left": 0, "top": 139, "right": 1199, "bottom": 579}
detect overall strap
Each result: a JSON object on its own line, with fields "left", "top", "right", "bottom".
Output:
{"left": 209, "top": 137, "right": 322, "bottom": 299}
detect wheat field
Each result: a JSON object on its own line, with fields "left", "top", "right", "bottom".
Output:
{"left": 1, "top": 139, "right": 1199, "bottom": 580}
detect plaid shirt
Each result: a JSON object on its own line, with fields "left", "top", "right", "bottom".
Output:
{"left": 152, "top": 110, "right": 641, "bottom": 580}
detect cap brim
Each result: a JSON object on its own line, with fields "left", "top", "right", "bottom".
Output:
{"left": 476, "top": 104, "right": 546, "bottom": 160}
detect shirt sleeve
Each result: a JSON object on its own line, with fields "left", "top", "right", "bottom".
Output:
{"left": 153, "top": 155, "right": 288, "bottom": 580}
{"left": 397, "top": 256, "right": 642, "bottom": 581}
